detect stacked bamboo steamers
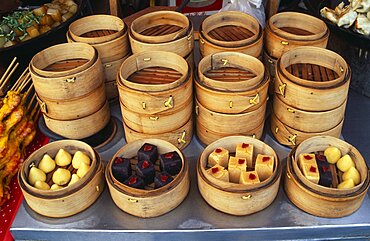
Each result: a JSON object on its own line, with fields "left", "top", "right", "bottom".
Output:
{"left": 129, "top": 11, "right": 194, "bottom": 68}
{"left": 30, "top": 43, "right": 110, "bottom": 139}
{"left": 117, "top": 51, "right": 193, "bottom": 150}
{"left": 271, "top": 46, "right": 350, "bottom": 147}
{"left": 199, "top": 11, "right": 263, "bottom": 58}
{"left": 66, "top": 15, "right": 130, "bottom": 100}
{"left": 263, "top": 12, "right": 330, "bottom": 84}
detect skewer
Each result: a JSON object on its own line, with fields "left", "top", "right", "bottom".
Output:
{"left": 0, "top": 63, "right": 19, "bottom": 92}
{"left": 0, "top": 57, "right": 18, "bottom": 86}
{"left": 18, "top": 76, "right": 32, "bottom": 93}
{"left": 5, "top": 67, "right": 29, "bottom": 91}
{"left": 10, "top": 71, "right": 30, "bottom": 91}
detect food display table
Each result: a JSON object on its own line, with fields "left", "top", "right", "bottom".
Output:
{"left": 10, "top": 89, "right": 370, "bottom": 241}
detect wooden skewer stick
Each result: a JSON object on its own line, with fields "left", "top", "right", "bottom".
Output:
{"left": 5, "top": 67, "right": 29, "bottom": 91}
{"left": 0, "top": 57, "right": 17, "bottom": 85}
{"left": 0, "top": 62, "right": 19, "bottom": 91}
{"left": 18, "top": 76, "right": 32, "bottom": 93}
{"left": 11, "top": 72, "right": 30, "bottom": 91}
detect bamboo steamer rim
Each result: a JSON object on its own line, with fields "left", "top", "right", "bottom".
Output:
{"left": 196, "top": 97, "right": 267, "bottom": 119}
{"left": 292, "top": 136, "right": 369, "bottom": 196}
{"left": 199, "top": 136, "right": 280, "bottom": 192}
{"left": 129, "top": 21, "right": 194, "bottom": 58}
{"left": 272, "top": 93, "right": 347, "bottom": 133}
{"left": 199, "top": 25, "right": 263, "bottom": 53}
{"left": 198, "top": 51, "right": 265, "bottom": 92}
{"left": 270, "top": 110, "right": 344, "bottom": 147}
{"left": 278, "top": 46, "right": 348, "bottom": 89}
{"left": 30, "top": 43, "right": 96, "bottom": 78}
{"left": 118, "top": 51, "right": 189, "bottom": 92}
{"left": 201, "top": 11, "right": 261, "bottom": 48}
{"left": 19, "top": 140, "right": 97, "bottom": 198}
{"left": 131, "top": 11, "right": 189, "bottom": 44}
{"left": 68, "top": 14, "right": 125, "bottom": 44}
{"left": 268, "top": 12, "right": 328, "bottom": 41}
{"left": 43, "top": 100, "right": 110, "bottom": 139}
{"left": 123, "top": 116, "right": 193, "bottom": 150}
{"left": 107, "top": 138, "right": 187, "bottom": 196}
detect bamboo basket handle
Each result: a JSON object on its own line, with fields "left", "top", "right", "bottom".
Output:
{"left": 272, "top": 118, "right": 297, "bottom": 146}
{"left": 36, "top": 95, "right": 48, "bottom": 114}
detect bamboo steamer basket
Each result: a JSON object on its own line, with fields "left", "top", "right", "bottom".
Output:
{"left": 196, "top": 118, "right": 264, "bottom": 146}
{"left": 265, "top": 12, "right": 329, "bottom": 59}
{"left": 199, "top": 25, "right": 263, "bottom": 58}
{"left": 30, "top": 53, "right": 104, "bottom": 100}
{"left": 270, "top": 111, "right": 343, "bottom": 147}
{"left": 119, "top": 51, "right": 188, "bottom": 92}
{"left": 123, "top": 116, "right": 193, "bottom": 150}
{"left": 195, "top": 72, "right": 269, "bottom": 114}
{"left": 273, "top": 94, "right": 347, "bottom": 133}
{"left": 198, "top": 52, "right": 264, "bottom": 91}
{"left": 106, "top": 139, "right": 190, "bottom": 218}
{"left": 67, "top": 26, "right": 130, "bottom": 63}
{"left": 195, "top": 98, "right": 266, "bottom": 135}
{"left": 131, "top": 11, "right": 189, "bottom": 44}
{"left": 129, "top": 22, "right": 194, "bottom": 58}
{"left": 68, "top": 14, "right": 125, "bottom": 44}
{"left": 43, "top": 101, "right": 110, "bottom": 139}
{"left": 278, "top": 47, "right": 348, "bottom": 89}
{"left": 121, "top": 97, "right": 192, "bottom": 134}
{"left": 18, "top": 140, "right": 104, "bottom": 218}
{"left": 274, "top": 59, "right": 351, "bottom": 112}
{"left": 197, "top": 136, "right": 281, "bottom": 215}
{"left": 30, "top": 43, "right": 96, "bottom": 78}
{"left": 103, "top": 53, "right": 130, "bottom": 82}
{"left": 262, "top": 51, "right": 277, "bottom": 94}
{"left": 201, "top": 11, "right": 260, "bottom": 48}
{"left": 36, "top": 83, "right": 106, "bottom": 120}
{"left": 284, "top": 136, "right": 370, "bottom": 218}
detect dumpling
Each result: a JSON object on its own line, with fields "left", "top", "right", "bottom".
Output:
{"left": 355, "top": 14, "right": 370, "bottom": 35}
{"left": 351, "top": 0, "right": 370, "bottom": 13}
{"left": 321, "top": 7, "right": 339, "bottom": 24}
{"left": 337, "top": 8, "right": 358, "bottom": 28}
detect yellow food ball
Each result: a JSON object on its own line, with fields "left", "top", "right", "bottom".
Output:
{"left": 324, "top": 146, "right": 342, "bottom": 164}
{"left": 28, "top": 166, "right": 46, "bottom": 186}
{"left": 337, "top": 179, "right": 355, "bottom": 189}
{"left": 76, "top": 162, "right": 90, "bottom": 178}
{"left": 52, "top": 168, "right": 71, "bottom": 185}
{"left": 55, "top": 148, "right": 72, "bottom": 166}
{"left": 68, "top": 174, "right": 80, "bottom": 186}
{"left": 72, "top": 151, "right": 91, "bottom": 169}
{"left": 336, "top": 154, "right": 355, "bottom": 172}
{"left": 38, "top": 154, "right": 56, "bottom": 173}
{"left": 50, "top": 184, "right": 63, "bottom": 190}
{"left": 34, "top": 180, "right": 50, "bottom": 190}
{"left": 342, "top": 166, "right": 361, "bottom": 185}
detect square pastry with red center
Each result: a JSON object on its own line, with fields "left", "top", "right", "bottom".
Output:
{"left": 235, "top": 143, "right": 254, "bottom": 168}
{"left": 240, "top": 171, "right": 260, "bottom": 185}
{"left": 255, "top": 154, "right": 274, "bottom": 181}
{"left": 112, "top": 157, "right": 132, "bottom": 183}
{"left": 208, "top": 147, "right": 229, "bottom": 168}
{"left": 298, "top": 153, "right": 320, "bottom": 184}
{"left": 298, "top": 153, "right": 316, "bottom": 167}
{"left": 159, "top": 151, "right": 182, "bottom": 175}
{"left": 154, "top": 171, "right": 174, "bottom": 189}
{"left": 136, "top": 160, "right": 156, "bottom": 184}
{"left": 228, "top": 156, "right": 247, "bottom": 183}
{"left": 124, "top": 174, "right": 145, "bottom": 189}
{"left": 137, "top": 143, "right": 158, "bottom": 164}
{"left": 206, "top": 164, "right": 229, "bottom": 182}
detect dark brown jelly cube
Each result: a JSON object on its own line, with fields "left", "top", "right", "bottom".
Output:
{"left": 112, "top": 157, "right": 132, "bottom": 183}
{"left": 316, "top": 154, "right": 332, "bottom": 187}
{"left": 123, "top": 174, "right": 145, "bottom": 189}
{"left": 154, "top": 171, "right": 174, "bottom": 189}
{"left": 136, "top": 160, "right": 155, "bottom": 184}
{"left": 137, "top": 143, "right": 158, "bottom": 164}
{"left": 159, "top": 151, "right": 182, "bottom": 175}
